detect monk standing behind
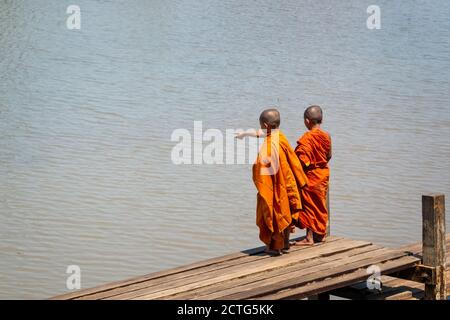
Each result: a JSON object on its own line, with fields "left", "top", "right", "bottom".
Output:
{"left": 246, "top": 109, "right": 308, "bottom": 255}
{"left": 293, "top": 105, "right": 332, "bottom": 246}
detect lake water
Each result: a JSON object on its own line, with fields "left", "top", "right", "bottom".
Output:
{"left": 0, "top": 0, "right": 449, "bottom": 299}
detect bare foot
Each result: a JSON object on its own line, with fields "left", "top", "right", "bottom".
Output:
{"left": 291, "top": 238, "right": 314, "bottom": 246}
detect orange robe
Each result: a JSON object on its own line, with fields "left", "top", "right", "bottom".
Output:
{"left": 252, "top": 130, "right": 308, "bottom": 250}
{"left": 295, "top": 128, "right": 332, "bottom": 236}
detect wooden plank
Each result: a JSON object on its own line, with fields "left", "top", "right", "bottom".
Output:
{"left": 366, "top": 277, "right": 424, "bottom": 300}
{"left": 255, "top": 256, "right": 419, "bottom": 300}
{"left": 384, "top": 291, "right": 413, "bottom": 300}
{"left": 167, "top": 244, "right": 384, "bottom": 300}
{"left": 257, "top": 257, "right": 420, "bottom": 300}
{"left": 422, "top": 194, "right": 446, "bottom": 300}
{"left": 329, "top": 275, "right": 416, "bottom": 300}
{"left": 50, "top": 245, "right": 266, "bottom": 300}
{"left": 360, "top": 276, "right": 423, "bottom": 299}
{"left": 118, "top": 239, "right": 372, "bottom": 300}
{"left": 223, "top": 249, "right": 414, "bottom": 300}
{"left": 193, "top": 246, "right": 390, "bottom": 300}
{"left": 193, "top": 248, "right": 408, "bottom": 300}
{"left": 392, "top": 242, "right": 450, "bottom": 283}
{"left": 76, "top": 237, "right": 346, "bottom": 300}
{"left": 51, "top": 235, "right": 339, "bottom": 300}
{"left": 52, "top": 231, "right": 445, "bottom": 301}
{"left": 399, "top": 235, "right": 450, "bottom": 256}
{"left": 218, "top": 249, "right": 418, "bottom": 300}
{"left": 115, "top": 239, "right": 370, "bottom": 300}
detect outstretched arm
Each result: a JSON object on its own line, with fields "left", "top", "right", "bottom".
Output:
{"left": 235, "top": 128, "right": 265, "bottom": 139}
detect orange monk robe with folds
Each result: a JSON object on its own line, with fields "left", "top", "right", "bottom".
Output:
{"left": 295, "top": 128, "right": 332, "bottom": 236}
{"left": 252, "top": 130, "right": 308, "bottom": 250}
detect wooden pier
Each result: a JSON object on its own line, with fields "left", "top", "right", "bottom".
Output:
{"left": 51, "top": 194, "right": 447, "bottom": 300}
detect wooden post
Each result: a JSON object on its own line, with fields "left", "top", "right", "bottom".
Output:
{"left": 422, "top": 194, "right": 446, "bottom": 300}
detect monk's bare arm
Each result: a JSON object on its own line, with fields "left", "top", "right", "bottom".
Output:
{"left": 235, "top": 128, "right": 265, "bottom": 139}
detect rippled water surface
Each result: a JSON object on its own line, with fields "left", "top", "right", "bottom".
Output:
{"left": 1, "top": 0, "right": 449, "bottom": 299}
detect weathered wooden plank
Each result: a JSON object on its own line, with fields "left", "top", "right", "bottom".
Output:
{"left": 52, "top": 241, "right": 288, "bottom": 300}
{"left": 422, "top": 194, "right": 446, "bottom": 300}
{"left": 168, "top": 244, "right": 384, "bottom": 300}
{"left": 51, "top": 235, "right": 339, "bottom": 300}
{"left": 329, "top": 275, "right": 414, "bottom": 300}
{"left": 384, "top": 291, "right": 413, "bottom": 300}
{"left": 116, "top": 240, "right": 369, "bottom": 300}
{"left": 392, "top": 243, "right": 450, "bottom": 284}
{"left": 120, "top": 240, "right": 372, "bottom": 300}
{"left": 75, "top": 237, "right": 342, "bottom": 300}
{"left": 219, "top": 250, "right": 418, "bottom": 300}
{"left": 255, "top": 256, "right": 419, "bottom": 300}
{"left": 50, "top": 245, "right": 267, "bottom": 300}
{"left": 399, "top": 235, "right": 450, "bottom": 256}
{"left": 52, "top": 232, "right": 441, "bottom": 301}
{"left": 194, "top": 246, "right": 390, "bottom": 300}
{"left": 192, "top": 248, "right": 406, "bottom": 300}
{"left": 365, "top": 277, "right": 424, "bottom": 300}
{"left": 77, "top": 237, "right": 348, "bottom": 300}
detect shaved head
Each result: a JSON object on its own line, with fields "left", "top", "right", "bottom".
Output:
{"left": 259, "top": 108, "right": 280, "bottom": 129}
{"left": 304, "top": 105, "right": 323, "bottom": 125}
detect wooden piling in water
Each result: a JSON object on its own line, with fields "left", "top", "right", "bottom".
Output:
{"left": 422, "top": 194, "right": 447, "bottom": 300}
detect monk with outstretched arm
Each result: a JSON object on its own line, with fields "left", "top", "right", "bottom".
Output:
{"left": 239, "top": 108, "right": 308, "bottom": 256}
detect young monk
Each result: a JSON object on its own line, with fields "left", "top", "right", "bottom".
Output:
{"left": 292, "top": 105, "right": 332, "bottom": 246}
{"left": 237, "top": 109, "right": 308, "bottom": 255}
